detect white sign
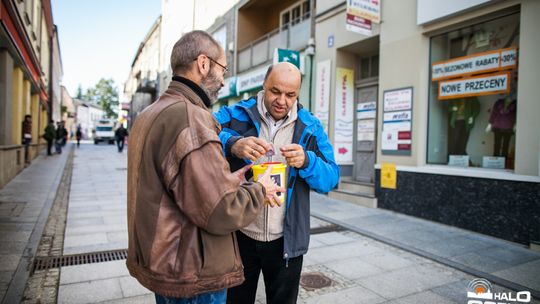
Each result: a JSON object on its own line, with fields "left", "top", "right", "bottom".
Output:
{"left": 438, "top": 72, "right": 509, "bottom": 100}
{"left": 345, "top": 13, "right": 372, "bottom": 36}
{"left": 432, "top": 47, "right": 517, "bottom": 81}
{"left": 334, "top": 68, "right": 354, "bottom": 164}
{"left": 382, "top": 87, "right": 413, "bottom": 155}
{"left": 236, "top": 65, "right": 270, "bottom": 94}
{"left": 357, "top": 119, "right": 375, "bottom": 141}
{"left": 482, "top": 156, "right": 505, "bottom": 169}
{"left": 383, "top": 111, "right": 411, "bottom": 122}
{"left": 448, "top": 155, "right": 470, "bottom": 167}
{"left": 347, "top": 0, "right": 381, "bottom": 23}
{"left": 315, "top": 60, "right": 331, "bottom": 132}
{"left": 383, "top": 88, "right": 412, "bottom": 111}
{"left": 357, "top": 101, "right": 376, "bottom": 119}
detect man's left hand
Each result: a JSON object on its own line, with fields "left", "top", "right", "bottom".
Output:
{"left": 280, "top": 144, "right": 305, "bottom": 168}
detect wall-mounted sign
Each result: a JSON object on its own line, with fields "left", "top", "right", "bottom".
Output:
{"left": 274, "top": 48, "right": 300, "bottom": 68}
{"left": 345, "top": 13, "right": 372, "bottom": 36}
{"left": 438, "top": 72, "right": 509, "bottom": 100}
{"left": 382, "top": 87, "right": 413, "bottom": 155}
{"left": 334, "top": 68, "right": 354, "bottom": 164}
{"left": 327, "top": 35, "right": 334, "bottom": 48}
{"left": 431, "top": 47, "right": 517, "bottom": 81}
{"left": 347, "top": 0, "right": 381, "bottom": 23}
{"left": 236, "top": 65, "right": 270, "bottom": 94}
{"left": 357, "top": 101, "right": 376, "bottom": 119}
{"left": 315, "top": 60, "right": 331, "bottom": 132}
{"left": 381, "top": 163, "right": 397, "bottom": 189}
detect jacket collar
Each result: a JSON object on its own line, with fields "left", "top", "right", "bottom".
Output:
{"left": 171, "top": 76, "right": 212, "bottom": 108}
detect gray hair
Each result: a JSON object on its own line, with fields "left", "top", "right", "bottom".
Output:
{"left": 170, "top": 30, "right": 222, "bottom": 74}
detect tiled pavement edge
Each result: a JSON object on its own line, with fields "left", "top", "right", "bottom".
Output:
{"left": 310, "top": 192, "right": 540, "bottom": 300}
{"left": 0, "top": 145, "right": 72, "bottom": 304}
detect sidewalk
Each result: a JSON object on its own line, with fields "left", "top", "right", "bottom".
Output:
{"left": 310, "top": 192, "right": 540, "bottom": 298}
{"left": 0, "top": 145, "right": 71, "bottom": 303}
{"left": 3, "top": 142, "right": 540, "bottom": 303}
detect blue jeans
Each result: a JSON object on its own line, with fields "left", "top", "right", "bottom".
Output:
{"left": 155, "top": 289, "right": 227, "bottom": 304}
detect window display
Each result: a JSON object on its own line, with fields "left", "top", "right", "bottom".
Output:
{"left": 427, "top": 13, "right": 519, "bottom": 170}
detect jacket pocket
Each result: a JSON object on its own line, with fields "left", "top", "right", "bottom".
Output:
{"left": 199, "top": 230, "right": 238, "bottom": 277}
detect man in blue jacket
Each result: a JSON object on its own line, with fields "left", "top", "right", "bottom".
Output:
{"left": 214, "top": 62, "right": 339, "bottom": 304}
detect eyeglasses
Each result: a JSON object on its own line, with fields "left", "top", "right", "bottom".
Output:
{"left": 194, "top": 54, "right": 228, "bottom": 74}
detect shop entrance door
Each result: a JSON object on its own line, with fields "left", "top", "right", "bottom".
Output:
{"left": 353, "top": 84, "right": 378, "bottom": 182}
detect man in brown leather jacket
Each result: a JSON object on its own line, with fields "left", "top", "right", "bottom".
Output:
{"left": 127, "top": 30, "right": 283, "bottom": 304}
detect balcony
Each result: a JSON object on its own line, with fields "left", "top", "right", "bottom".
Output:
{"left": 237, "top": 13, "right": 312, "bottom": 73}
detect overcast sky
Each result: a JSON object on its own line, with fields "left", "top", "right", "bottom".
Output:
{"left": 52, "top": 0, "right": 161, "bottom": 101}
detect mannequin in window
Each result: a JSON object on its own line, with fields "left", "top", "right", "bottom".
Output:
{"left": 447, "top": 97, "right": 480, "bottom": 156}
{"left": 486, "top": 90, "right": 517, "bottom": 158}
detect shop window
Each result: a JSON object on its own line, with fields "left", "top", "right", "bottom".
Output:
{"left": 427, "top": 13, "right": 519, "bottom": 170}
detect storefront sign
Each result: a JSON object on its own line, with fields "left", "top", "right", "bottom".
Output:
{"left": 347, "top": 0, "right": 381, "bottom": 23}
{"left": 448, "top": 155, "right": 469, "bottom": 167}
{"left": 218, "top": 77, "right": 237, "bottom": 100}
{"left": 432, "top": 47, "right": 517, "bottom": 81}
{"left": 482, "top": 156, "right": 505, "bottom": 169}
{"left": 381, "top": 163, "right": 397, "bottom": 189}
{"left": 334, "top": 68, "right": 355, "bottom": 164}
{"left": 274, "top": 48, "right": 300, "bottom": 68}
{"left": 438, "top": 72, "right": 510, "bottom": 100}
{"left": 315, "top": 60, "right": 331, "bottom": 132}
{"left": 417, "top": 0, "right": 494, "bottom": 25}
{"left": 236, "top": 65, "right": 270, "bottom": 94}
{"left": 345, "top": 13, "right": 372, "bottom": 36}
{"left": 382, "top": 87, "right": 413, "bottom": 155}
{"left": 357, "top": 120, "right": 375, "bottom": 141}
{"left": 357, "top": 101, "right": 376, "bottom": 119}
{"left": 383, "top": 88, "right": 412, "bottom": 111}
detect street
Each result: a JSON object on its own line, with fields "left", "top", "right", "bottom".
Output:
{"left": 0, "top": 142, "right": 539, "bottom": 304}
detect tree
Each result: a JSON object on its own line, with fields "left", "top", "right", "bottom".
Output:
{"left": 75, "top": 85, "right": 84, "bottom": 99}
{"left": 84, "top": 78, "right": 119, "bottom": 118}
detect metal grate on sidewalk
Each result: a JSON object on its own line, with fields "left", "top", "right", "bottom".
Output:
{"left": 31, "top": 249, "right": 128, "bottom": 274}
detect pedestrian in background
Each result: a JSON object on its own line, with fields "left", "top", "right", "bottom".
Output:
{"left": 215, "top": 62, "right": 340, "bottom": 304}
{"left": 76, "top": 126, "right": 82, "bottom": 148}
{"left": 127, "top": 30, "right": 284, "bottom": 304}
{"left": 22, "top": 114, "right": 32, "bottom": 164}
{"left": 43, "top": 120, "right": 55, "bottom": 155}
{"left": 114, "top": 124, "right": 128, "bottom": 153}
{"left": 55, "top": 122, "right": 67, "bottom": 154}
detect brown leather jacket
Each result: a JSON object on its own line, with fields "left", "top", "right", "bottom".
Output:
{"left": 127, "top": 80, "right": 265, "bottom": 298}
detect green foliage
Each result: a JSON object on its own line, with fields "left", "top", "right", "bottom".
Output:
{"left": 76, "top": 85, "right": 84, "bottom": 99}
{"left": 84, "top": 78, "right": 119, "bottom": 118}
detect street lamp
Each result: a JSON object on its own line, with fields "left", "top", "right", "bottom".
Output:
{"left": 306, "top": 37, "right": 316, "bottom": 112}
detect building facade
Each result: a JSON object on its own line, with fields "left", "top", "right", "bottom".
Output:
{"left": 0, "top": 0, "right": 62, "bottom": 188}
{"left": 210, "top": 0, "right": 316, "bottom": 113}
{"left": 73, "top": 99, "right": 105, "bottom": 140}
{"left": 315, "top": 0, "right": 540, "bottom": 247}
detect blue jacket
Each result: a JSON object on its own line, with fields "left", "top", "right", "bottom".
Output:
{"left": 214, "top": 97, "right": 340, "bottom": 259}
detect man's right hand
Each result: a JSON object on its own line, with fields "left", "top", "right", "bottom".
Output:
{"left": 257, "top": 165, "right": 286, "bottom": 207}
{"left": 231, "top": 137, "right": 272, "bottom": 162}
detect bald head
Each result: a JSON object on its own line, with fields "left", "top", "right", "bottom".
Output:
{"left": 263, "top": 62, "right": 302, "bottom": 120}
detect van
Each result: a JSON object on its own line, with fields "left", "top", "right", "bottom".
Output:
{"left": 94, "top": 119, "right": 116, "bottom": 145}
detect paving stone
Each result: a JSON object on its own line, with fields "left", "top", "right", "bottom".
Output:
{"left": 302, "top": 285, "right": 386, "bottom": 304}
{"left": 60, "top": 260, "right": 130, "bottom": 284}
{"left": 356, "top": 264, "right": 463, "bottom": 300}
{"left": 63, "top": 232, "right": 108, "bottom": 248}
{"left": 311, "top": 231, "right": 356, "bottom": 246}
{"left": 325, "top": 257, "right": 384, "bottom": 280}
{"left": 118, "top": 276, "right": 152, "bottom": 298}
{"left": 58, "top": 277, "right": 123, "bottom": 304}
{"left": 360, "top": 251, "right": 415, "bottom": 271}
{"left": 0, "top": 254, "right": 21, "bottom": 271}
{"left": 493, "top": 259, "right": 540, "bottom": 291}
{"left": 385, "top": 290, "right": 459, "bottom": 304}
